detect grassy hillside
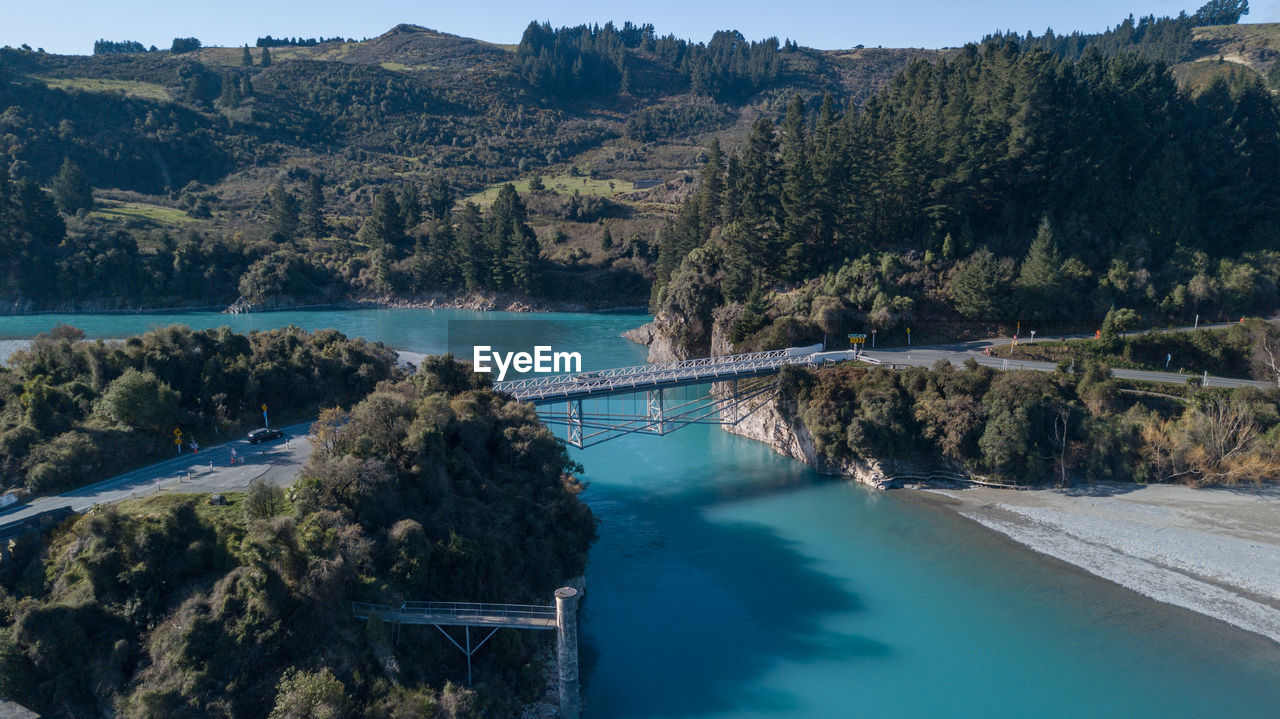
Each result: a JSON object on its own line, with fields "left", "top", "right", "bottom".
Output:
{"left": 1, "top": 16, "right": 1276, "bottom": 314}
{"left": 1189, "top": 22, "right": 1280, "bottom": 75}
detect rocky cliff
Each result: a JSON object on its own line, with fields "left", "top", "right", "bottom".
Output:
{"left": 718, "top": 388, "right": 932, "bottom": 489}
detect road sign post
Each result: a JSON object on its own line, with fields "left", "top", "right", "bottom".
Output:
{"left": 262, "top": 403, "right": 269, "bottom": 427}
{"left": 906, "top": 327, "right": 911, "bottom": 346}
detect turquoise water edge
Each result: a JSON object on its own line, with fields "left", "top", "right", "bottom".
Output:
{"left": 4, "top": 309, "right": 1279, "bottom": 718}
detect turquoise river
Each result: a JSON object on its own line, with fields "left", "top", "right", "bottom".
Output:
{"left": 3, "top": 308, "right": 1280, "bottom": 718}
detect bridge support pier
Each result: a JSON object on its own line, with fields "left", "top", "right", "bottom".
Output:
{"left": 566, "top": 399, "right": 583, "bottom": 448}
{"left": 555, "top": 587, "right": 580, "bottom": 719}
{"left": 646, "top": 388, "right": 667, "bottom": 434}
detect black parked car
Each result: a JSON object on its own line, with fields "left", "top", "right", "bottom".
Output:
{"left": 247, "top": 427, "right": 284, "bottom": 444}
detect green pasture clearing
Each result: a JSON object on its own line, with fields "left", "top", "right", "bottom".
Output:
{"left": 462, "top": 174, "right": 636, "bottom": 206}
{"left": 92, "top": 200, "right": 195, "bottom": 226}
{"left": 38, "top": 76, "right": 172, "bottom": 102}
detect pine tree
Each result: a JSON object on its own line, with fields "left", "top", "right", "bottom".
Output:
{"left": 50, "top": 158, "right": 93, "bottom": 215}
{"left": 397, "top": 184, "right": 421, "bottom": 230}
{"left": 218, "top": 74, "right": 238, "bottom": 107}
{"left": 424, "top": 218, "right": 457, "bottom": 287}
{"left": 780, "top": 95, "right": 819, "bottom": 279}
{"left": 738, "top": 118, "right": 782, "bottom": 229}
{"left": 455, "top": 202, "right": 484, "bottom": 290}
{"left": 266, "top": 180, "right": 298, "bottom": 241}
{"left": 358, "top": 188, "right": 406, "bottom": 256}
{"left": 424, "top": 176, "right": 454, "bottom": 220}
{"left": 505, "top": 218, "right": 540, "bottom": 294}
{"left": 300, "top": 176, "right": 325, "bottom": 238}
{"left": 942, "top": 233, "right": 957, "bottom": 261}
{"left": 698, "top": 138, "right": 726, "bottom": 232}
{"left": 13, "top": 178, "right": 66, "bottom": 246}
{"left": 1016, "top": 217, "right": 1066, "bottom": 319}
{"left": 261, "top": 45, "right": 271, "bottom": 67}
{"left": 600, "top": 224, "right": 613, "bottom": 250}
{"left": 949, "top": 248, "right": 1015, "bottom": 320}
{"left": 486, "top": 185, "right": 523, "bottom": 289}
{"left": 241, "top": 45, "right": 253, "bottom": 66}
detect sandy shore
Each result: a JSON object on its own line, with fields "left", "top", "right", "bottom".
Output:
{"left": 926, "top": 481, "right": 1280, "bottom": 644}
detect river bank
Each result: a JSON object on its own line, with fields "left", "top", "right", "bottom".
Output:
{"left": 3, "top": 290, "right": 648, "bottom": 317}
{"left": 716, "top": 385, "right": 1280, "bottom": 646}
{"left": 925, "top": 481, "right": 1280, "bottom": 644}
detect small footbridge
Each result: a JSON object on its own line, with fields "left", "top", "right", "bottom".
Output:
{"left": 354, "top": 587, "right": 582, "bottom": 718}
{"left": 493, "top": 345, "right": 863, "bottom": 448}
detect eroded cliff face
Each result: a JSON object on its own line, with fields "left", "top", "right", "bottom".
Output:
{"left": 718, "top": 389, "right": 935, "bottom": 489}
{"left": 633, "top": 308, "right": 923, "bottom": 488}
{"left": 627, "top": 303, "right": 741, "bottom": 363}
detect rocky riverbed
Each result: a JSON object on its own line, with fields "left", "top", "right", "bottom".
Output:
{"left": 929, "top": 481, "right": 1280, "bottom": 644}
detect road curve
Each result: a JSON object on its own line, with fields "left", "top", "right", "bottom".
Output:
{"left": 0, "top": 421, "right": 314, "bottom": 525}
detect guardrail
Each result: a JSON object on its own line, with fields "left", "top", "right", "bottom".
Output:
{"left": 353, "top": 600, "right": 557, "bottom": 626}
{"left": 399, "top": 601, "right": 557, "bottom": 623}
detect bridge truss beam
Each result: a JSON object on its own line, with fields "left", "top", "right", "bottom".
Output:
{"left": 536, "top": 376, "right": 778, "bottom": 448}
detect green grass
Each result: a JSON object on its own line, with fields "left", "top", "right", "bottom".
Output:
{"left": 91, "top": 200, "right": 196, "bottom": 226}
{"left": 462, "top": 174, "right": 636, "bottom": 207}
{"left": 37, "top": 76, "right": 172, "bottom": 102}
{"left": 115, "top": 491, "right": 248, "bottom": 524}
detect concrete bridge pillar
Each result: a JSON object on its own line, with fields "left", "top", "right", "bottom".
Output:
{"left": 555, "top": 586, "right": 580, "bottom": 719}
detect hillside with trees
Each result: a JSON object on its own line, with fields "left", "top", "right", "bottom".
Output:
{"left": 0, "top": 20, "right": 933, "bottom": 312}
{"left": 0, "top": 355, "right": 596, "bottom": 718}
{"left": 646, "top": 34, "right": 1280, "bottom": 359}
{"left": 775, "top": 357, "right": 1280, "bottom": 487}
{"left": 0, "top": 7, "right": 1277, "bottom": 317}
{"left": 0, "top": 324, "right": 397, "bottom": 496}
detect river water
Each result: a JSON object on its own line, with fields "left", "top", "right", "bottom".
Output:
{"left": 4, "top": 309, "right": 1280, "bottom": 717}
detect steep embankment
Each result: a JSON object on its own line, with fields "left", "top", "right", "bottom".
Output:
{"left": 718, "top": 389, "right": 911, "bottom": 487}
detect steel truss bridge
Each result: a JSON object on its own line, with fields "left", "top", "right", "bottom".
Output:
{"left": 493, "top": 345, "right": 861, "bottom": 448}
{"left": 353, "top": 600, "right": 557, "bottom": 686}
{"left": 354, "top": 587, "right": 584, "bottom": 718}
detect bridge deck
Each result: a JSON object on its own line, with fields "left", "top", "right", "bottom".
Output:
{"left": 494, "top": 346, "right": 859, "bottom": 403}
{"left": 353, "top": 601, "right": 557, "bottom": 630}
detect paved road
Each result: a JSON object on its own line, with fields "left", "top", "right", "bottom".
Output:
{"left": 859, "top": 346, "right": 1273, "bottom": 389}
{"left": 0, "top": 421, "right": 314, "bottom": 525}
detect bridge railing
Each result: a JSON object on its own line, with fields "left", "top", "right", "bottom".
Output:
{"left": 494, "top": 349, "right": 832, "bottom": 402}
{"left": 494, "top": 348, "right": 793, "bottom": 392}
{"left": 398, "top": 601, "right": 557, "bottom": 623}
